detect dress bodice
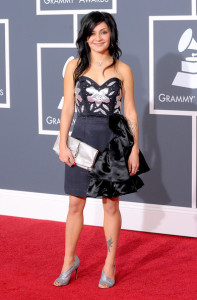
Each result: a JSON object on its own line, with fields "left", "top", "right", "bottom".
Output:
{"left": 75, "top": 76, "right": 122, "bottom": 116}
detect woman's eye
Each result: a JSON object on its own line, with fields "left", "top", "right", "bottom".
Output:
{"left": 90, "top": 31, "right": 108, "bottom": 36}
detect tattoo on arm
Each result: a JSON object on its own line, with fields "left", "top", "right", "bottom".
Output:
{"left": 127, "top": 118, "right": 138, "bottom": 139}
{"left": 106, "top": 236, "right": 113, "bottom": 252}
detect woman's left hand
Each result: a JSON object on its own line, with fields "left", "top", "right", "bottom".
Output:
{"left": 128, "top": 148, "right": 139, "bottom": 176}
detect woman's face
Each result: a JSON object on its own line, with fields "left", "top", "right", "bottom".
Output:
{"left": 86, "top": 22, "right": 111, "bottom": 54}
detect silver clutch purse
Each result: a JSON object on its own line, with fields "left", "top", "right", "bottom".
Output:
{"left": 53, "top": 133, "right": 99, "bottom": 171}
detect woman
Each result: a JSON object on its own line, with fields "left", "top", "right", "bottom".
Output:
{"left": 53, "top": 11, "right": 149, "bottom": 289}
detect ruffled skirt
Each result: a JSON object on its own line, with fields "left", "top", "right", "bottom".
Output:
{"left": 86, "top": 114, "right": 150, "bottom": 198}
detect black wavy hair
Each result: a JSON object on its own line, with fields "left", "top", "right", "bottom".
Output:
{"left": 74, "top": 11, "right": 122, "bottom": 84}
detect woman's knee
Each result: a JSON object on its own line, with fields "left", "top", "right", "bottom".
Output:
{"left": 102, "top": 196, "right": 119, "bottom": 215}
{"left": 68, "top": 195, "right": 86, "bottom": 214}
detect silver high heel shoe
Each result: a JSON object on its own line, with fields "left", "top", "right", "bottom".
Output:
{"left": 98, "top": 264, "right": 116, "bottom": 288}
{"left": 53, "top": 255, "right": 80, "bottom": 287}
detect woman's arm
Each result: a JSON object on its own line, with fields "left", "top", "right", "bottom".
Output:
{"left": 120, "top": 62, "right": 139, "bottom": 176}
{"left": 59, "top": 59, "right": 77, "bottom": 167}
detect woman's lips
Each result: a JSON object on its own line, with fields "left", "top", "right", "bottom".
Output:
{"left": 94, "top": 43, "right": 105, "bottom": 46}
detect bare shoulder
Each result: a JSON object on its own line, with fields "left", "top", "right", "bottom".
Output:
{"left": 116, "top": 60, "right": 134, "bottom": 83}
{"left": 64, "top": 58, "right": 80, "bottom": 88}
{"left": 66, "top": 57, "right": 79, "bottom": 74}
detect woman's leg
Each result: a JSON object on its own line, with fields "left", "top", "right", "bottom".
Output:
{"left": 99, "top": 196, "right": 122, "bottom": 288}
{"left": 54, "top": 195, "right": 86, "bottom": 285}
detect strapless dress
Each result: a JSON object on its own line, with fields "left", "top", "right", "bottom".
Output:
{"left": 64, "top": 76, "right": 150, "bottom": 198}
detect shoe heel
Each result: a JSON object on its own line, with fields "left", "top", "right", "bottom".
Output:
{"left": 75, "top": 268, "right": 78, "bottom": 280}
{"left": 53, "top": 255, "right": 80, "bottom": 287}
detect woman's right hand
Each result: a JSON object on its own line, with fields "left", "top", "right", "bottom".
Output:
{"left": 59, "top": 146, "right": 76, "bottom": 167}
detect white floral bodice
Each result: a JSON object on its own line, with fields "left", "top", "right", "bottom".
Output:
{"left": 75, "top": 76, "right": 122, "bottom": 116}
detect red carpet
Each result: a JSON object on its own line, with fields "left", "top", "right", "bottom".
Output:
{"left": 0, "top": 215, "right": 196, "bottom": 300}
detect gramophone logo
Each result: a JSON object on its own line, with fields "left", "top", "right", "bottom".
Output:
{"left": 57, "top": 56, "right": 77, "bottom": 133}
{"left": 172, "top": 28, "right": 197, "bottom": 89}
{"left": 58, "top": 56, "right": 75, "bottom": 110}
{"left": 42, "top": 53, "right": 77, "bottom": 133}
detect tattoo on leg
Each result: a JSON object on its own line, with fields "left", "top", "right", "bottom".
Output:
{"left": 106, "top": 236, "right": 113, "bottom": 252}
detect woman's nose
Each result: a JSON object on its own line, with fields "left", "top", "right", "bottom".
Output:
{"left": 95, "top": 33, "right": 102, "bottom": 40}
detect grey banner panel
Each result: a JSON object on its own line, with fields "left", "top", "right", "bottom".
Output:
{"left": 0, "top": 23, "right": 6, "bottom": 104}
{"left": 0, "top": 0, "right": 195, "bottom": 208}
{"left": 122, "top": 115, "right": 192, "bottom": 207}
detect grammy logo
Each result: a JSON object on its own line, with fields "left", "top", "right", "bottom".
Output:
{"left": 172, "top": 28, "right": 197, "bottom": 89}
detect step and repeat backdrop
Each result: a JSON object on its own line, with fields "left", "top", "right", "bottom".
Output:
{"left": 0, "top": 1, "right": 196, "bottom": 222}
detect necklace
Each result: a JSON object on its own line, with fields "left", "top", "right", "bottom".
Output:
{"left": 91, "top": 57, "right": 112, "bottom": 68}
{"left": 93, "top": 60, "right": 111, "bottom": 68}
